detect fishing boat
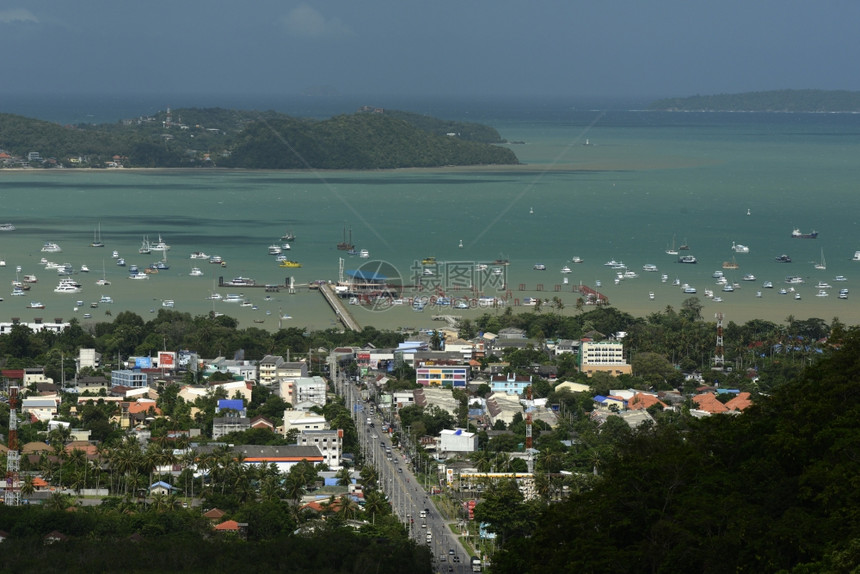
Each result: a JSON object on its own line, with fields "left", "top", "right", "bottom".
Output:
{"left": 814, "top": 249, "right": 826, "bottom": 270}
{"left": 91, "top": 223, "right": 104, "bottom": 248}
{"left": 151, "top": 234, "right": 170, "bottom": 251}
{"left": 791, "top": 228, "right": 818, "bottom": 239}
{"left": 337, "top": 227, "right": 354, "bottom": 251}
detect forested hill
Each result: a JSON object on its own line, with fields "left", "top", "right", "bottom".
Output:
{"left": 649, "top": 89, "right": 860, "bottom": 112}
{"left": 0, "top": 107, "right": 518, "bottom": 169}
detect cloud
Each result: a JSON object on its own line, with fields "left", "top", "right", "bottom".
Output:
{"left": 281, "top": 4, "right": 351, "bottom": 39}
{"left": 0, "top": 8, "right": 37, "bottom": 24}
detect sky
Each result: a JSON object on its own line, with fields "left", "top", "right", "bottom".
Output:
{"left": 1, "top": 1, "right": 858, "bottom": 100}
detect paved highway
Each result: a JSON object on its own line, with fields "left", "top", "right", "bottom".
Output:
{"left": 334, "top": 369, "right": 475, "bottom": 573}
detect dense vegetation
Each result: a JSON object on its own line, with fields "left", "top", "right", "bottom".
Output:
{"left": 483, "top": 327, "right": 860, "bottom": 573}
{"left": 0, "top": 106, "right": 517, "bottom": 169}
{"left": 649, "top": 89, "right": 860, "bottom": 112}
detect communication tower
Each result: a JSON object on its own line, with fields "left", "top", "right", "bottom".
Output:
{"left": 5, "top": 386, "right": 20, "bottom": 506}
{"left": 525, "top": 385, "right": 534, "bottom": 473}
{"left": 714, "top": 312, "right": 725, "bottom": 369}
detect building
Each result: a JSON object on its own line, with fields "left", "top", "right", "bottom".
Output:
{"left": 292, "top": 376, "right": 327, "bottom": 409}
{"left": 579, "top": 340, "right": 632, "bottom": 377}
{"left": 111, "top": 369, "right": 149, "bottom": 389}
{"left": 489, "top": 372, "right": 532, "bottom": 395}
{"left": 21, "top": 396, "right": 60, "bottom": 422}
{"left": 416, "top": 365, "right": 470, "bottom": 388}
{"left": 283, "top": 411, "right": 329, "bottom": 436}
{"left": 439, "top": 429, "right": 478, "bottom": 454}
{"left": 258, "top": 355, "right": 308, "bottom": 386}
{"left": 297, "top": 429, "right": 343, "bottom": 468}
{"left": 212, "top": 415, "right": 250, "bottom": 439}
{"left": 231, "top": 445, "right": 324, "bottom": 473}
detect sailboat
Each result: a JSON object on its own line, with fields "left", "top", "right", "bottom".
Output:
{"left": 814, "top": 249, "right": 826, "bottom": 270}
{"left": 337, "top": 226, "right": 354, "bottom": 251}
{"left": 665, "top": 235, "right": 679, "bottom": 256}
{"left": 96, "top": 260, "right": 111, "bottom": 286}
{"left": 91, "top": 223, "right": 104, "bottom": 248}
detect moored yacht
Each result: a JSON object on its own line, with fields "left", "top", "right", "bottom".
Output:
{"left": 41, "top": 242, "right": 62, "bottom": 253}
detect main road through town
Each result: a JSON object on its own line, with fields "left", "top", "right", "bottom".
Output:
{"left": 334, "top": 366, "right": 474, "bottom": 574}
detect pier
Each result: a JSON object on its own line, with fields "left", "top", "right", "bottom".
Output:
{"left": 319, "top": 283, "right": 362, "bottom": 331}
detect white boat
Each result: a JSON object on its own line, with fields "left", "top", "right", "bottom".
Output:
{"left": 704, "top": 289, "right": 714, "bottom": 298}
{"left": 560, "top": 266, "right": 572, "bottom": 274}
{"left": 0, "top": 223, "right": 15, "bottom": 231}
{"left": 816, "top": 290, "right": 829, "bottom": 297}
{"left": 648, "top": 292, "right": 655, "bottom": 300}
{"left": 683, "top": 286, "right": 697, "bottom": 294}
{"left": 80, "top": 264, "right": 90, "bottom": 273}
{"left": 762, "top": 281, "right": 774, "bottom": 288}
{"left": 794, "top": 292, "right": 801, "bottom": 300}
{"left": 116, "top": 258, "right": 126, "bottom": 266}
{"left": 814, "top": 249, "right": 826, "bottom": 270}
{"left": 492, "top": 267, "right": 503, "bottom": 276}
{"left": 224, "top": 294, "right": 245, "bottom": 303}
{"left": 815, "top": 281, "right": 832, "bottom": 289}
{"left": 722, "top": 284, "right": 735, "bottom": 292}
{"left": 732, "top": 242, "right": 750, "bottom": 254}
{"left": 838, "top": 288, "right": 848, "bottom": 299}
{"left": 570, "top": 256, "right": 583, "bottom": 263}
{"left": 11, "top": 287, "right": 25, "bottom": 296}
{"left": 128, "top": 272, "right": 149, "bottom": 280}
{"left": 162, "top": 300, "right": 175, "bottom": 308}
{"left": 756, "top": 291, "right": 762, "bottom": 297}
{"left": 423, "top": 268, "right": 435, "bottom": 276}
{"left": 785, "top": 276, "right": 804, "bottom": 284}
{"left": 54, "top": 282, "right": 81, "bottom": 294}
{"left": 27, "top": 301, "right": 44, "bottom": 308}
{"left": 835, "top": 275, "right": 847, "bottom": 282}
{"left": 665, "top": 236, "right": 679, "bottom": 256}
{"left": 41, "top": 242, "right": 62, "bottom": 253}
{"left": 712, "top": 297, "right": 723, "bottom": 302}
{"left": 359, "top": 249, "right": 369, "bottom": 259}
{"left": 779, "top": 288, "right": 788, "bottom": 295}
{"left": 458, "top": 240, "right": 464, "bottom": 249}
{"left": 742, "top": 274, "right": 756, "bottom": 281}
{"left": 595, "top": 280, "right": 602, "bottom": 287}
{"left": 563, "top": 277, "right": 568, "bottom": 285}
{"left": 533, "top": 264, "right": 546, "bottom": 271}
{"left": 99, "top": 295, "right": 113, "bottom": 303}
{"left": 112, "top": 250, "right": 119, "bottom": 258}
{"left": 190, "top": 251, "right": 209, "bottom": 259}
{"left": 853, "top": 251, "right": 860, "bottom": 262}
{"left": 661, "top": 274, "right": 668, "bottom": 283}
{"left": 642, "top": 264, "right": 658, "bottom": 272}
{"left": 604, "top": 259, "right": 623, "bottom": 267}
{"left": 268, "top": 244, "right": 282, "bottom": 255}
{"left": 151, "top": 234, "right": 170, "bottom": 251}
{"left": 672, "top": 278, "right": 681, "bottom": 286}
{"left": 189, "top": 267, "right": 204, "bottom": 276}
{"left": 712, "top": 270, "right": 724, "bottom": 278}
{"left": 623, "top": 270, "right": 639, "bottom": 279}
{"left": 282, "top": 243, "right": 291, "bottom": 250}
{"left": 139, "top": 236, "right": 152, "bottom": 254}
{"left": 209, "top": 255, "right": 223, "bottom": 264}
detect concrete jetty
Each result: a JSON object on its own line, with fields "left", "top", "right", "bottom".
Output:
{"left": 319, "top": 283, "right": 362, "bottom": 331}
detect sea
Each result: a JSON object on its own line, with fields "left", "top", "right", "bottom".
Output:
{"left": 1, "top": 93, "right": 859, "bottom": 332}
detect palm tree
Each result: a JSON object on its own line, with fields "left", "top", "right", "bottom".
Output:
{"left": 362, "top": 490, "right": 389, "bottom": 523}
{"left": 21, "top": 475, "right": 35, "bottom": 502}
{"left": 336, "top": 495, "right": 360, "bottom": 521}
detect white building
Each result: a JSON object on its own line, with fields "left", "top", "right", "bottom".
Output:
{"left": 579, "top": 340, "right": 632, "bottom": 377}
{"left": 22, "top": 396, "right": 60, "bottom": 422}
{"left": 297, "top": 429, "right": 343, "bottom": 469}
{"left": 439, "top": 429, "right": 478, "bottom": 454}
{"left": 292, "top": 376, "right": 327, "bottom": 409}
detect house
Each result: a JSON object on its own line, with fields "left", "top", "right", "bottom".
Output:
{"left": 692, "top": 393, "right": 729, "bottom": 414}
{"left": 203, "top": 507, "right": 226, "bottom": 521}
{"left": 212, "top": 415, "right": 250, "bottom": 439}
{"left": 148, "top": 481, "right": 178, "bottom": 496}
{"left": 44, "top": 531, "right": 68, "bottom": 545}
{"left": 628, "top": 392, "right": 667, "bottom": 411}
{"left": 282, "top": 411, "right": 329, "bottom": 436}
{"left": 250, "top": 416, "right": 275, "bottom": 432}
{"left": 214, "top": 520, "right": 241, "bottom": 533}
{"left": 21, "top": 396, "right": 60, "bottom": 422}
{"left": 230, "top": 445, "right": 324, "bottom": 473}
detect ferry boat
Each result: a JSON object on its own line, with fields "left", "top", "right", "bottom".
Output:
{"left": 41, "top": 242, "right": 62, "bottom": 253}
{"left": 225, "top": 276, "right": 256, "bottom": 286}
{"left": 791, "top": 228, "right": 818, "bottom": 239}
{"left": 279, "top": 260, "right": 302, "bottom": 268}
{"left": 678, "top": 255, "right": 697, "bottom": 264}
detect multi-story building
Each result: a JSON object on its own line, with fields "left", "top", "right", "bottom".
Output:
{"left": 489, "top": 372, "right": 532, "bottom": 395}
{"left": 416, "top": 365, "right": 470, "bottom": 388}
{"left": 292, "top": 376, "right": 327, "bottom": 409}
{"left": 111, "top": 369, "right": 149, "bottom": 388}
{"left": 297, "top": 429, "right": 343, "bottom": 469}
{"left": 579, "top": 340, "right": 632, "bottom": 377}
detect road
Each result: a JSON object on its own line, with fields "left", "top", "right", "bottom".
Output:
{"left": 334, "top": 369, "right": 476, "bottom": 573}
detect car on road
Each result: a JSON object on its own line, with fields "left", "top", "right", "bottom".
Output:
{"left": 439, "top": 555, "right": 447, "bottom": 562}
{"left": 397, "top": 468, "right": 402, "bottom": 473}
{"left": 449, "top": 549, "right": 455, "bottom": 555}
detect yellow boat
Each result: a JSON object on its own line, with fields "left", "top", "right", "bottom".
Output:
{"left": 279, "top": 260, "right": 302, "bottom": 268}
{"left": 421, "top": 256, "right": 437, "bottom": 265}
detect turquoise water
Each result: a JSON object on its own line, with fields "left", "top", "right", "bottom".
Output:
{"left": 1, "top": 107, "right": 859, "bottom": 330}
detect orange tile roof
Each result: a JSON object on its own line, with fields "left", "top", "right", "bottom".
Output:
{"left": 692, "top": 393, "right": 729, "bottom": 413}
{"left": 628, "top": 393, "right": 667, "bottom": 411}
{"left": 725, "top": 392, "right": 753, "bottom": 412}
{"left": 127, "top": 402, "right": 162, "bottom": 416}
{"left": 214, "top": 520, "right": 240, "bottom": 531}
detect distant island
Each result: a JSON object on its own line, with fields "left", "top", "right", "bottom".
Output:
{"left": 0, "top": 106, "right": 518, "bottom": 170}
{"left": 649, "top": 89, "right": 860, "bottom": 112}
